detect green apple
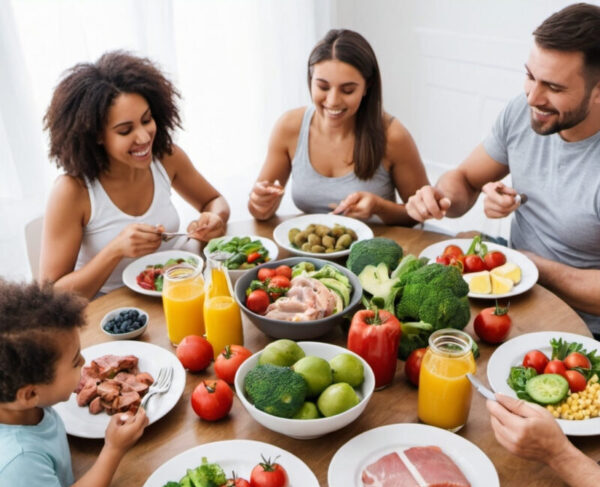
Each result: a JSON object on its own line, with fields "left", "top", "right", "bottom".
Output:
{"left": 292, "top": 355, "right": 333, "bottom": 397}
{"left": 258, "top": 339, "right": 305, "bottom": 367}
{"left": 317, "top": 382, "right": 360, "bottom": 417}
{"left": 329, "top": 353, "right": 364, "bottom": 387}
{"left": 292, "top": 401, "right": 320, "bottom": 419}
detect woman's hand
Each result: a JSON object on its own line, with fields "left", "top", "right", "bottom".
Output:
{"left": 248, "top": 180, "right": 284, "bottom": 220}
{"left": 187, "top": 212, "right": 225, "bottom": 241}
{"left": 482, "top": 181, "right": 520, "bottom": 218}
{"left": 113, "top": 223, "right": 164, "bottom": 258}
{"left": 330, "top": 191, "right": 380, "bottom": 220}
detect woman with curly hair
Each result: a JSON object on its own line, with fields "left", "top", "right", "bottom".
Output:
{"left": 248, "top": 29, "right": 429, "bottom": 224}
{"left": 40, "top": 51, "right": 229, "bottom": 298}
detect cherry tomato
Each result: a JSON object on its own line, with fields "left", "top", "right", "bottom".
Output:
{"left": 448, "top": 255, "right": 465, "bottom": 273}
{"left": 565, "top": 369, "right": 587, "bottom": 393}
{"left": 246, "top": 289, "right": 270, "bottom": 314}
{"left": 405, "top": 348, "right": 427, "bottom": 387}
{"left": 463, "top": 254, "right": 486, "bottom": 273}
{"left": 257, "top": 268, "right": 276, "bottom": 281}
{"left": 274, "top": 265, "right": 292, "bottom": 279}
{"left": 221, "top": 475, "right": 251, "bottom": 487}
{"left": 483, "top": 251, "right": 507, "bottom": 270}
{"left": 563, "top": 352, "right": 591, "bottom": 370}
{"left": 544, "top": 359, "right": 568, "bottom": 378}
{"left": 522, "top": 350, "right": 549, "bottom": 374}
{"left": 247, "top": 252, "right": 262, "bottom": 263}
{"left": 269, "top": 275, "right": 290, "bottom": 289}
{"left": 214, "top": 344, "right": 253, "bottom": 384}
{"left": 473, "top": 303, "right": 511, "bottom": 344}
{"left": 191, "top": 379, "right": 233, "bottom": 421}
{"left": 436, "top": 255, "right": 451, "bottom": 265}
{"left": 176, "top": 335, "right": 214, "bottom": 372}
{"left": 442, "top": 244, "right": 464, "bottom": 259}
{"left": 250, "top": 456, "right": 288, "bottom": 487}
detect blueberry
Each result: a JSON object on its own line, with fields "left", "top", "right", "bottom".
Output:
{"left": 139, "top": 315, "right": 147, "bottom": 325}
{"left": 122, "top": 319, "right": 131, "bottom": 328}
{"left": 119, "top": 310, "right": 128, "bottom": 317}
{"left": 131, "top": 310, "right": 139, "bottom": 318}
{"left": 103, "top": 323, "right": 112, "bottom": 331}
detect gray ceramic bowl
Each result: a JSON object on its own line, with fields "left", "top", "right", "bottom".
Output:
{"left": 233, "top": 257, "right": 362, "bottom": 340}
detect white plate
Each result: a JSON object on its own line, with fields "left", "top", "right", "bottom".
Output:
{"left": 487, "top": 331, "right": 600, "bottom": 436}
{"left": 53, "top": 340, "right": 185, "bottom": 439}
{"left": 328, "top": 423, "right": 498, "bottom": 487}
{"left": 122, "top": 250, "right": 202, "bottom": 297}
{"left": 143, "top": 439, "right": 319, "bottom": 487}
{"left": 273, "top": 214, "right": 373, "bottom": 259}
{"left": 418, "top": 238, "right": 538, "bottom": 299}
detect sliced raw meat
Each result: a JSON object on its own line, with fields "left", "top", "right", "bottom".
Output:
{"left": 404, "top": 446, "right": 470, "bottom": 487}
{"left": 362, "top": 452, "right": 420, "bottom": 487}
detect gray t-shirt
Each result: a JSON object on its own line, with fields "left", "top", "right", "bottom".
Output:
{"left": 483, "top": 94, "right": 600, "bottom": 335}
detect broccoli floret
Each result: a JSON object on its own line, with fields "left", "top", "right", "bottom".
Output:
{"left": 178, "top": 457, "right": 226, "bottom": 487}
{"left": 391, "top": 254, "right": 428, "bottom": 279}
{"left": 244, "top": 364, "right": 307, "bottom": 418}
{"left": 396, "top": 264, "right": 470, "bottom": 330}
{"left": 346, "top": 238, "right": 403, "bottom": 276}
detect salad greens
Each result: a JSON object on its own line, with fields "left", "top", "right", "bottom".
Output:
{"left": 207, "top": 236, "right": 270, "bottom": 270}
{"left": 161, "top": 457, "right": 226, "bottom": 487}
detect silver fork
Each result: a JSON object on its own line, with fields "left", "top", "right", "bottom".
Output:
{"left": 161, "top": 232, "right": 190, "bottom": 242}
{"left": 140, "top": 366, "right": 173, "bottom": 409}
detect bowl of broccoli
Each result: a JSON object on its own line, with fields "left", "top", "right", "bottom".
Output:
{"left": 234, "top": 341, "right": 375, "bottom": 439}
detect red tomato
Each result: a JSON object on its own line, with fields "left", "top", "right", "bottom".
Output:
{"left": 442, "top": 244, "right": 464, "bottom": 259}
{"left": 563, "top": 352, "right": 591, "bottom": 370}
{"left": 544, "top": 359, "right": 568, "bottom": 378}
{"left": 246, "top": 289, "right": 270, "bottom": 314}
{"left": 484, "top": 251, "right": 507, "bottom": 270}
{"left": 250, "top": 457, "right": 288, "bottom": 487}
{"left": 269, "top": 275, "right": 290, "bottom": 289}
{"left": 463, "top": 254, "right": 486, "bottom": 273}
{"left": 247, "top": 252, "right": 262, "bottom": 263}
{"left": 191, "top": 379, "right": 233, "bottom": 421}
{"left": 274, "top": 265, "right": 292, "bottom": 279}
{"left": 565, "top": 369, "right": 587, "bottom": 393}
{"left": 221, "top": 476, "right": 251, "bottom": 487}
{"left": 449, "top": 255, "right": 465, "bottom": 274}
{"left": 405, "top": 348, "right": 427, "bottom": 387}
{"left": 257, "top": 268, "right": 276, "bottom": 281}
{"left": 522, "top": 350, "right": 549, "bottom": 374}
{"left": 214, "top": 344, "right": 253, "bottom": 384}
{"left": 176, "top": 335, "right": 214, "bottom": 372}
{"left": 436, "top": 255, "right": 451, "bottom": 266}
{"left": 473, "top": 304, "right": 511, "bottom": 344}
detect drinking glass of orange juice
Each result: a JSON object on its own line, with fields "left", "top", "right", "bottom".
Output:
{"left": 162, "top": 263, "right": 205, "bottom": 346}
{"left": 418, "top": 329, "right": 475, "bottom": 432}
{"left": 206, "top": 262, "right": 231, "bottom": 298}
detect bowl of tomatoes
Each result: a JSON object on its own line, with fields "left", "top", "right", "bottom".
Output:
{"left": 233, "top": 257, "right": 362, "bottom": 340}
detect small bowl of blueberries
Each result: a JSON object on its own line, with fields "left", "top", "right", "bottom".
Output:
{"left": 100, "top": 307, "right": 148, "bottom": 340}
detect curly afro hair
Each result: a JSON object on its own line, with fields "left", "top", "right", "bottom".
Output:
{"left": 0, "top": 280, "right": 87, "bottom": 403}
{"left": 44, "top": 50, "right": 182, "bottom": 181}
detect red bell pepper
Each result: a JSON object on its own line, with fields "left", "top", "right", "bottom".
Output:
{"left": 347, "top": 308, "right": 402, "bottom": 389}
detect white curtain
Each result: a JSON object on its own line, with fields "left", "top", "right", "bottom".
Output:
{"left": 1, "top": 0, "right": 331, "bottom": 279}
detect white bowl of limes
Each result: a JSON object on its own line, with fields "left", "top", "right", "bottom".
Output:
{"left": 234, "top": 340, "right": 375, "bottom": 439}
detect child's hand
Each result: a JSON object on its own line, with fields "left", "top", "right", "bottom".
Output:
{"left": 104, "top": 407, "right": 149, "bottom": 452}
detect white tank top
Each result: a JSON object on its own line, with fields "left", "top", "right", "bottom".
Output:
{"left": 75, "top": 160, "right": 180, "bottom": 294}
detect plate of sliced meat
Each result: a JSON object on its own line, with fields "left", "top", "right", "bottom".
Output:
{"left": 328, "top": 423, "right": 498, "bottom": 487}
{"left": 53, "top": 340, "right": 185, "bottom": 438}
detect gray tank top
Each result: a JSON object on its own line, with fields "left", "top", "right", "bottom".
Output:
{"left": 290, "top": 105, "right": 396, "bottom": 214}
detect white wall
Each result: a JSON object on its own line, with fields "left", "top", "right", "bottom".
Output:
{"left": 332, "top": 0, "right": 588, "bottom": 238}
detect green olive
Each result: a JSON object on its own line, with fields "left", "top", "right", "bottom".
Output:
{"left": 335, "top": 234, "right": 353, "bottom": 250}
{"left": 322, "top": 235, "right": 335, "bottom": 248}
{"left": 311, "top": 245, "right": 326, "bottom": 253}
{"left": 288, "top": 228, "right": 301, "bottom": 244}
{"left": 331, "top": 225, "right": 345, "bottom": 238}
{"left": 315, "top": 224, "right": 331, "bottom": 237}
{"left": 307, "top": 233, "right": 321, "bottom": 246}
{"left": 301, "top": 242, "right": 312, "bottom": 251}
{"left": 294, "top": 231, "right": 308, "bottom": 247}
{"left": 346, "top": 228, "right": 358, "bottom": 241}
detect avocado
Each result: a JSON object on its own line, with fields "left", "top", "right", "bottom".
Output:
{"left": 309, "top": 265, "right": 351, "bottom": 288}
{"left": 320, "top": 277, "right": 350, "bottom": 307}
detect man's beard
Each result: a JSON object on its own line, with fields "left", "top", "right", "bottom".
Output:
{"left": 530, "top": 90, "right": 591, "bottom": 135}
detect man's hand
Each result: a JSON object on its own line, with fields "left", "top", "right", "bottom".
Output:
{"left": 405, "top": 185, "right": 451, "bottom": 222}
{"left": 482, "top": 181, "right": 521, "bottom": 218}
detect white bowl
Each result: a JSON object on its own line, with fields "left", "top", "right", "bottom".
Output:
{"left": 203, "top": 235, "right": 279, "bottom": 284}
{"left": 100, "top": 307, "right": 148, "bottom": 340}
{"left": 234, "top": 341, "right": 375, "bottom": 439}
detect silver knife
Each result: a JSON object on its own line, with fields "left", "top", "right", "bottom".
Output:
{"left": 467, "top": 373, "right": 497, "bottom": 401}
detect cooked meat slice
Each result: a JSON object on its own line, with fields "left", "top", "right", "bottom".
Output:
{"left": 114, "top": 390, "right": 141, "bottom": 412}
{"left": 76, "top": 378, "right": 99, "bottom": 406}
{"left": 88, "top": 397, "right": 104, "bottom": 414}
{"left": 135, "top": 372, "right": 154, "bottom": 386}
{"left": 96, "top": 379, "right": 121, "bottom": 402}
{"left": 403, "top": 446, "right": 470, "bottom": 487}
{"left": 90, "top": 355, "right": 139, "bottom": 379}
{"left": 75, "top": 365, "right": 101, "bottom": 393}
{"left": 114, "top": 372, "right": 150, "bottom": 394}
{"left": 361, "top": 452, "right": 419, "bottom": 487}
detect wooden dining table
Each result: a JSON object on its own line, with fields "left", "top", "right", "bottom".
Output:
{"left": 70, "top": 216, "right": 599, "bottom": 487}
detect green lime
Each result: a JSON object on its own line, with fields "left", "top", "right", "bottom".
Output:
{"left": 292, "top": 401, "right": 320, "bottom": 419}
{"left": 292, "top": 356, "right": 333, "bottom": 397}
{"left": 317, "top": 382, "right": 360, "bottom": 417}
{"left": 258, "top": 339, "right": 305, "bottom": 367}
{"left": 329, "top": 353, "right": 364, "bottom": 387}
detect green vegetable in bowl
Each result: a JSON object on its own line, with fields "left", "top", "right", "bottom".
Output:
{"left": 161, "top": 456, "right": 226, "bottom": 487}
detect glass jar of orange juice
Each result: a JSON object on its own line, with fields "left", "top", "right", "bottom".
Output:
{"left": 204, "top": 264, "right": 243, "bottom": 359}
{"left": 418, "top": 329, "right": 475, "bottom": 432}
{"left": 162, "top": 263, "right": 205, "bottom": 346}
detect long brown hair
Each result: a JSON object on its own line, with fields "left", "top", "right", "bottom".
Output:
{"left": 308, "top": 29, "right": 385, "bottom": 180}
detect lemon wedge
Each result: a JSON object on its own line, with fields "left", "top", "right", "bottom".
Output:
{"left": 491, "top": 262, "right": 522, "bottom": 284}
{"left": 491, "top": 273, "right": 514, "bottom": 294}
{"left": 467, "top": 271, "right": 491, "bottom": 294}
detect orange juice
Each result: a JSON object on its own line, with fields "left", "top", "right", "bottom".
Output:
{"left": 418, "top": 329, "right": 475, "bottom": 431}
{"left": 206, "top": 266, "right": 231, "bottom": 298}
{"left": 204, "top": 295, "right": 243, "bottom": 359}
{"left": 162, "top": 264, "right": 205, "bottom": 345}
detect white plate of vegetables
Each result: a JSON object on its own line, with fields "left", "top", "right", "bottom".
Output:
{"left": 487, "top": 331, "right": 600, "bottom": 436}
{"left": 143, "top": 439, "right": 319, "bottom": 486}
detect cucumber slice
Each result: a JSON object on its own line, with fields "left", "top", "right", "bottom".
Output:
{"left": 525, "top": 374, "right": 569, "bottom": 404}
